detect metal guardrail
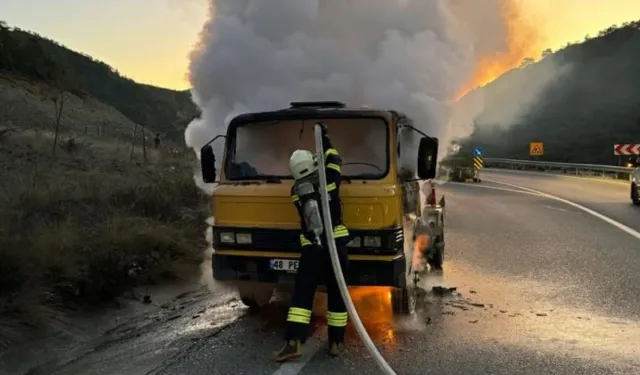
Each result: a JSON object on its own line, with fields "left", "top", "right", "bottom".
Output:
{"left": 482, "top": 158, "right": 634, "bottom": 181}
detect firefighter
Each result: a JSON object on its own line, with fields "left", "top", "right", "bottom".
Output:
{"left": 274, "top": 122, "right": 351, "bottom": 362}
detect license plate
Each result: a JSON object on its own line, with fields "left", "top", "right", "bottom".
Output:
{"left": 269, "top": 259, "right": 299, "bottom": 272}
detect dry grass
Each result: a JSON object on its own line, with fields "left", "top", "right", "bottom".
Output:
{"left": 0, "top": 128, "right": 208, "bottom": 348}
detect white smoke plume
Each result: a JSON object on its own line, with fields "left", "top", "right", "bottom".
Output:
{"left": 186, "top": 1, "right": 474, "bottom": 158}
{"left": 470, "top": 58, "right": 573, "bottom": 132}
{"left": 184, "top": 0, "right": 535, "bottom": 173}
{"left": 199, "top": 216, "right": 218, "bottom": 291}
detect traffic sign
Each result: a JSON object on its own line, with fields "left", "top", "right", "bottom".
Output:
{"left": 473, "top": 156, "right": 484, "bottom": 170}
{"left": 614, "top": 144, "right": 640, "bottom": 155}
{"left": 473, "top": 147, "right": 484, "bottom": 157}
{"left": 529, "top": 142, "right": 544, "bottom": 156}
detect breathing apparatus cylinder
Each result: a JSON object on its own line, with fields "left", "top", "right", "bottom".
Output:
{"left": 293, "top": 179, "right": 324, "bottom": 246}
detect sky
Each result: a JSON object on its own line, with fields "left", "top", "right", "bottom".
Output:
{"left": 1, "top": 0, "right": 639, "bottom": 90}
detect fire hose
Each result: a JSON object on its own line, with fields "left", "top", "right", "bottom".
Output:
{"left": 314, "top": 123, "right": 398, "bottom": 375}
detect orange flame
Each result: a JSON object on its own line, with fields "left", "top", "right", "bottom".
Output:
{"left": 347, "top": 286, "right": 397, "bottom": 348}
{"left": 454, "top": 0, "right": 544, "bottom": 101}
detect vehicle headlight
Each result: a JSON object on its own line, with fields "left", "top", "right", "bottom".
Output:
{"left": 347, "top": 237, "right": 361, "bottom": 248}
{"left": 236, "top": 233, "right": 252, "bottom": 244}
{"left": 363, "top": 236, "right": 381, "bottom": 247}
{"left": 220, "top": 232, "right": 235, "bottom": 244}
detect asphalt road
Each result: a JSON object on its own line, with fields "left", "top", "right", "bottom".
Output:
{"left": 160, "top": 178, "right": 640, "bottom": 375}
{"left": 11, "top": 174, "right": 640, "bottom": 375}
{"left": 481, "top": 169, "right": 640, "bottom": 234}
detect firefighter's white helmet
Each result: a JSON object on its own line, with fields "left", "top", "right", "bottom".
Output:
{"left": 289, "top": 149, "right": 318, "bottom": 180}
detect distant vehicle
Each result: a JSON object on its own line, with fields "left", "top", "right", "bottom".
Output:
{"left": 440, "top": 156, "right": 481, "bottom": 183}
{"left": 630, "top": 156, "right": 640, "bottom": 205}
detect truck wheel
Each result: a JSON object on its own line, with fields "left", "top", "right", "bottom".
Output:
{"left": 237, "top": 282, "right": 275, "bottom": 312}
{"left": 632, "top": 183, "right": 640, "bottom": 206}
{"left": 427, "top": 233, "right": 445, "bottom": 271}
{"left": 391, "top": 286, "right": 416, "bottom": 316}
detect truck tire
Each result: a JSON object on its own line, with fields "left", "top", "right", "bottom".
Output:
{"left": 427, "top": 232, "right": 445, "bottom": 271}
{"left": 391, "top": 268, "right": 418, "bottom": 316}
{"left": 237, "top": 282, "right": 275, "bottom": 312}
{"left": 391, "top": 286, "right": 416, "bottom": 316}
{"left": 632, "top": 183, "right": 640, "bottom": 206}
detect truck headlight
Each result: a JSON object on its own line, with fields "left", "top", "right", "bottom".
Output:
{"left": 363, "top": 236, "right": 381, "bottom": 247}
{"left": 220, "top": 232, "right": 235, "bottom": 244}
{"left": 236, "top": 233, "right": 252, "bottom": 244}
{"left": 347, "top": 237, "right": 361, "bottom": 247}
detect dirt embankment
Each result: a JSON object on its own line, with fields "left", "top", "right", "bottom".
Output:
{"left": 0, "top": 73, "right": 208, "bottom": 350}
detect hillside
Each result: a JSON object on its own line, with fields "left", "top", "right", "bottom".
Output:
{"left": 0, "top": 21, "right": 208, "bottom": 349}
{"left": 0, "top": 20, "right": 198, "bottom": 140}
{"left": 0, "top": 72, "right": 158, "bottom": 142}
{"left": 459, "top": 20, "right": 640, "bottom": 165}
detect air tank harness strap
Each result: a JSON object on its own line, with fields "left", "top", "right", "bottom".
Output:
{"left": 293, "top": 185, "right": 335, "bottom": 197}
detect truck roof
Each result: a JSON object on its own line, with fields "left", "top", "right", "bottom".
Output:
{"left": 227, "top": 101, "right": 408, "bottom": 130}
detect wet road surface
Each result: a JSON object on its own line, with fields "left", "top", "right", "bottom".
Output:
{"left": 6, "top": 178, "right": 640, "bottom": 375}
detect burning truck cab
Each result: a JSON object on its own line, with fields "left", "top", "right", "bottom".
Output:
{"left": 199, "top": 101, "right": 439, "bottom": 314}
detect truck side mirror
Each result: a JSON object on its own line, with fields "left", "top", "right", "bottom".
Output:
{"left": 201, "top": 144, "right": 217, "bottom": 183}
{"left": 417, "top": 136, "right": 439, "bottom": 179}
{"left": 200, "top": 134, "right": 226, "bottom": 183}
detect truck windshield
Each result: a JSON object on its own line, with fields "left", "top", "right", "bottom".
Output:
{"left": 225, "top": 117, "right": 389, "bottom": 180}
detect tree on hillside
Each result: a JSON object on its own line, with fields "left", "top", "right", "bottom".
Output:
{"left": 50, "top": 84, "right": 66, "bottom": 157}
{"left": 0, "top": 21, "right": 15, "bottom": 70}
{"left": 519, "top": 57, "right": 535, "bottom": 67}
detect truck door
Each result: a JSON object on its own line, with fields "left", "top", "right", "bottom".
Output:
{"left": 397, "top": 120, "right": 421, "bottom": 218}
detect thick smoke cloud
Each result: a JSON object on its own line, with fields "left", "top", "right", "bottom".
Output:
{"left": 185, "top": 0, "right": 526, "bottom": 167}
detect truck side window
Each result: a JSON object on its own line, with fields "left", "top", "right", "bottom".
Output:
{"left": 397, "top": 126, "right": 419, "bottom": 181}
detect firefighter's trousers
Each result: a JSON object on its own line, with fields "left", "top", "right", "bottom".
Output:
{"left": 284, "top": 242, "right": 348, "bottom": 344}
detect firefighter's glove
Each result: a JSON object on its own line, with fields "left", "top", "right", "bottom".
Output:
{"left": 317, "top": 121, "right": 328, "bottom": 135}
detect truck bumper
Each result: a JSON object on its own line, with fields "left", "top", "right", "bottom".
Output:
{"left": 212, "top": 251, "right": 407, "bottom": 288}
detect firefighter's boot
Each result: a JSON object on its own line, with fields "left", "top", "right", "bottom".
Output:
{"left": 328, "top": 341, "right": 342, "bottom": 357}
{"left": 274, "top": 340, "right": 302, "bottom": 362}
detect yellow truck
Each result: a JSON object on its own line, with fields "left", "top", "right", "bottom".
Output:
{"left": 199, "top": 101, "right": 439, "bottom": 314}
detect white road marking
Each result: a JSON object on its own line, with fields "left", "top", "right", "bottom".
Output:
{"left": 544, "top": 205, "right": 570, "bottom": 213}
{"left": 484, "top": 178, "right": 640, "bottom": 241}
{"left": 272, "top": 336, "right": 326, "bottom": 375}
{"left": 441, "top": 181, "right": 544, "bottom": 197}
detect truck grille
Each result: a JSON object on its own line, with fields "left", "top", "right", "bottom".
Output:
{"left": 212, "top": 226, "right": 403, "bottom": 255}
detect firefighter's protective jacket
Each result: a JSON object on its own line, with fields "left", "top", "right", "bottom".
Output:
{"left": 290, "top": 133, "right": 350, "bottom": 247}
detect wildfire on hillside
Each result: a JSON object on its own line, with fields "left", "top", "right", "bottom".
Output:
{"left": 453, "top": 0, "right": 545, "bottom": 101}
